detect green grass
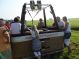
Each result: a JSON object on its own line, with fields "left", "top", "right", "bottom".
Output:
{"left": 71, "top": 30, "right": 79, "bottom": 43}
{"left": 69, "top": 18, "right": 79, "bottom": 29}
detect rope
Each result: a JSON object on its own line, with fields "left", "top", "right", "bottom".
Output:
{"left": 27, "top": 9, "right": 34, "bottom": 25}
{"left": 27, "top": 9, "right": 33, "bottom": 19}
{"left": 26, "top": 9, "right": 40, "bottom": 26}
{"left": 33, "top": 10, "right": 40, "bottom": 19}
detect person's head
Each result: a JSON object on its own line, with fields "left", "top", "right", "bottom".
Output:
{"left": 62, "top": 16, "right": 68, "bottom": 22}
{"left": 0, "top": 18, "right": 5, "bottom": 26}
{"left": 56, "top": 16, "right": 61, "bottom": 22}
{"left": 39, "top": 18, "right": 43, "bottom": 22}
{"left": 14, "top": 17, "right": 20, "bottom": 22}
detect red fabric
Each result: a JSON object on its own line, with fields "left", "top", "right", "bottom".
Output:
{"left": 5, "top": 24, "right": 10, "bottom": 30}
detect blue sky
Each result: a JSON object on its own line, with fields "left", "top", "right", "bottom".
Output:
{"left": 0, "top": 0, "right": 79, "bottom": 20}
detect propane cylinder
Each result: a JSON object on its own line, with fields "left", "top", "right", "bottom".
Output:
{"left": 37, "top": 0, "right": 41, "bottom": 10}
{"left": 30, "top": 0, "right": 35, "bottom": 10}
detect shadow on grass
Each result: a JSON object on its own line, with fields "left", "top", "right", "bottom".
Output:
{"left": 71, "top": 28, "right": 79, "bottom": 30}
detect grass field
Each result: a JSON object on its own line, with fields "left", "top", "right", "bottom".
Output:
{"left": 69, "top": 18, "right": 79, "bottom": 29}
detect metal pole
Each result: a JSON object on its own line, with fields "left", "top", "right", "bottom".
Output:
{"left": 21, "top": 3, "right": 26, "bottom": 34}
{"left": 50, "top": 5, "right": 59, "bottom": 29}
{"left": 43, "top": 8, "right": 47, "bottom": 28}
